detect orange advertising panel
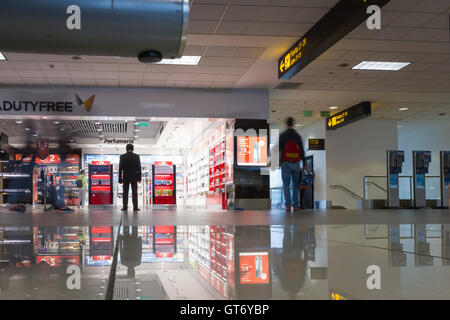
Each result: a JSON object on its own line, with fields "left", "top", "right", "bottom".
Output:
{"left": 16, "top": 154, "right": 79, "bottom": 164}
{"left": 237, "top": 137, "right": 267, "bottom": 166}
{"left": 239, "top": 252, "right": 269, "bottom": 284}
{"left": 36, "top": 255, "right": 80, "bottom": 267}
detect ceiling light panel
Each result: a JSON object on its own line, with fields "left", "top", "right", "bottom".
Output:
{"left": 352, "top": 61, "right": 411, "bottom": 71}
{"left": 155, "top": 56, "right": 201, "bottom": 65}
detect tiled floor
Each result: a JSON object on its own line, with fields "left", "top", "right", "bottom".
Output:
{"left": 1, "top": 206, "right": 450, "bottom": 226}
{"left": 2, "top": 207, "right": 450, "bottom": 300}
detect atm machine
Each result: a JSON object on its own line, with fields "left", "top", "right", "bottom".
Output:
{"left": 440, "top": 151, "right": 450, "bottom": 209}
{"left": 413, "top": 151, "right": 431, "bottom": 208}
{"left": 387, "top": 151, "right": 405, "bottom": 208}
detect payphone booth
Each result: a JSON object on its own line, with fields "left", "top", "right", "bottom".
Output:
{"left": 440, "top": 151, "right": 450, "bottom": 209}
{"left": 413, "top": 151, "right": 431, "bottom": 208}
{"left": 387, "top": 151, "right": 405, "bottom": 208}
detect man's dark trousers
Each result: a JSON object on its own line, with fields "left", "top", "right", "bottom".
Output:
{"left": 123, "top": 180, "right": 138, "bottom": 209}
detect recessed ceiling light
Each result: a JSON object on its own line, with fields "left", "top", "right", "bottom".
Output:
{"left": 25, "top": 128, "right": 30, "bottom": 131}
{"left": 329, "top": 106, "right": 339, "bottom": 110}
{"left": 32, "top": 134, "right": 37, "bottom": 137}
{"left": 60, "top": 128, "right": 65, "bottom": 131}
{"left": 53, "top": 121, "right": 60, "bottom": 124}
{"left": 399, "top": 107, "right": 409, "bottom": 111}
{"left": 97, "top": 128, "right": 102, "bottom": 131}
{"left": 16, "top": 120, "right": 23, "bottom": 124}
{"left": 352, "top": 61, "right": 411, "bottom": 71}
{"left": 0, "top": 52, "right": 6, "bottom": 61}
{"left": 43, "top": 116, "right": 48, "bottom": 119}
{"left": 156, "top": 56, "right": 201, "bottom": 65}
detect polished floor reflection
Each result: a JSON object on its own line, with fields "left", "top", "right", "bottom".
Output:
{"left": 2, "top": 223, "right": 450, "bottom": 299}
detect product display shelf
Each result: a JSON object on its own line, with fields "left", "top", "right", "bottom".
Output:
{"left": 209, "top": 138, "right": 226, "bottom": 195}
{"left": 210, "top": 225, "right": 228, "bottom": 281}
{"left": 187, "top": 150, "right": 209, "bottom": 197}
{"left": 189, "top": 226, "right": 211, "bottom": 271}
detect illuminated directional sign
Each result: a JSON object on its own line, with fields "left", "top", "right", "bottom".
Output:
{"left": 326, "top": 102, "right": 371, "bottom": 130}
{"left": 320, "top": 111, "right": 330, "bottom": 118}
{"left": 308, "top": 139, "right": 325, "bottom": 151}
{"left": 304, "top": 111, "right": 314, "bottom": 117}
{"left": 278, "top": 0, "right": 391, "bottom": 79}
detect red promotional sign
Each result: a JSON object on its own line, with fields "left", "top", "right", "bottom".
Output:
{"left": 239, "top": 252, "right": 269, "bottom": 284}
{"left": 92, "top": 255, "right": 111, "bottom": 261}
{"left": 92, "top": 161, "right": 110, "bottom": 165}
{"left": 36, "top": 138, "right": 49, "bottom": 160}
{"left": 154, "top": 161, "right": 172, "bottom": 166}
{"left": 35, "top": 154, "right": 61, "bottom": 164}
{"left": 66, "top": 154, "right": 79, "bottom": 164}
{"left": 155, "top": 252, "right": 174, "bottom": 258}
{"left": 155, "top": 226, "right": 174, "bottom": 234}
{"left": 36, "top": 255, "right": 80, "bottom": 267}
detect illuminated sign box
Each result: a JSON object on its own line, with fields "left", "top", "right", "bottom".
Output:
{"left": 326, "top": 101, "right": 371, "bottom": 130}
{"left": 278, "top": 0, "right": 392, "bottom": 80}
{"left": 239, "top": 252, "right": 269, "bottom": 284}
{"left": 308, "top": 139, "right": 325, "bottom": 151}
{"left": 237, "top": 136, "right": 268, "bottom": 167}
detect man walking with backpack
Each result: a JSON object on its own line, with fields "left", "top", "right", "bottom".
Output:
{"left": 279, "top": 117, "right": 305, "bottom": 212}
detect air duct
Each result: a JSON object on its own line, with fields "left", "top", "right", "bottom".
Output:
{"left": 0, "top": 0, "right": 189, "bottom": 62}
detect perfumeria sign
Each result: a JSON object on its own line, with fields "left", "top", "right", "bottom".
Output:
{"left": 103, "top": 138, "right": 134, "bottom": 144}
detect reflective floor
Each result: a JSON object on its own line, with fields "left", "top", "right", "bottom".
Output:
{"left": 2, "top": 216, "right": 450, "bottom": 299}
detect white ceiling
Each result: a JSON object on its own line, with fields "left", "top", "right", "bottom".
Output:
{"left": 0, "top": 0, "right": 449, "bottom": 125}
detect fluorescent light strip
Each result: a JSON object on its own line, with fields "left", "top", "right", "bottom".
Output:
{"left": 0, "top": 52, "right": 6, "bottom": 61}
{"left": 155, "top": 56, "right": 201, "bottom": 65}
{"left": 352, "top": 61, "right": 411, "bottom": 71}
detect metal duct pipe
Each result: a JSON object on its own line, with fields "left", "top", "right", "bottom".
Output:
{"left": 0, "top": 0, "right": 189, "bottom": 62}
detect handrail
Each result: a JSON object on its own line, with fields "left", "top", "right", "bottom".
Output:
{"left": 329, "top": 185, "right": 363, "bottom": 200}
{"left": 364, "top": 175, "right": 440, "bottom": 178}
{"left": 366, "top": 181, "right": 387, "bottom": 193}
{"left": 363, "top": 175, "right": 441, "bottom": 200}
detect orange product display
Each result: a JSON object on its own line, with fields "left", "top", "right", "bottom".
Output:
{"left": 237, "top": 136, "right": 268, "bottom": 166}
{"left": 239, "top": 252, "right": 269, "bottom": 284}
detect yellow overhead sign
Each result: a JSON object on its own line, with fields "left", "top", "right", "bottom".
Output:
{"left": 278, "top": 37, "right": 307, "bottom": 77}
{"left": 331, "top": 292, "right": 348, "bottom": 300}
{"left": 327, "top": 111, "right": 348, "bottom": 129}
{"left": 326, "top": 102, "right": 371, "bottom": 130}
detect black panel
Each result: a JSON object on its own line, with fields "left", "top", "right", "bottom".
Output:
{"left": 278, "top": 0, "right": 392, "bottom": 79}
{"left": 326, "top": 101, "right": 371, "bottom": 130}
{"left": 233, "top": 119, "right": 270, "bottom": 200}
{"left": 234, "top": 167, "right": 270, "bottom": 199}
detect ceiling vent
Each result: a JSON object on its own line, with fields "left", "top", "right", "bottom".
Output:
{"left": 274, "top": 82, "right": 302, "bottom": 90}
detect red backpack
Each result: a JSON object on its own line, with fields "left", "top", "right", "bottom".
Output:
{"left": 282, "top": 140, "right": 301, "bottom": 162}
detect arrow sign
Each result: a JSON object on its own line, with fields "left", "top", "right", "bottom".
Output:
{"left": 278, "top": 0, "right": 391, "bottom": 79}
{"left": 279, "top": 60, "right": 284, "bottom": 73}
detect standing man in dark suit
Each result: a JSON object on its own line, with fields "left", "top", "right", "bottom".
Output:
{"left": 119, "top": 144, "right": 142, "bottom": 211}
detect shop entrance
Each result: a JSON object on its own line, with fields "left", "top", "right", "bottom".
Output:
{"left": 0, "top": 117, "right": 240, "bottom": 211}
